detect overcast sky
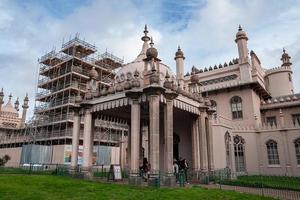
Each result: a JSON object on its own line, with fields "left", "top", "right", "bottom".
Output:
{"left": 1, "top": 0, "right": 300, "bottom": 119}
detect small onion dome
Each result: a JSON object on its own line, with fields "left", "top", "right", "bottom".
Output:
{"left": 124, "top": 79, "right": 132, "bottom": 90}
{"left": 146, "top": 37, "right": 158, "bottom": 59}
{"left": 100, "top": 86, "right": 108, "bottom": 96}
{"left": 235, "top": 25, "right": 248, "bottom": 42}
{"left": 89, "top": 67, "right": 98, "bottom": 79}
{"left": 174, "top": 46, "right": 185, "bottom": 60}
{"left": 190, "top": 66, "right": 199, "bottom": 83}
{"left": 116, "top": 83, "right": 124, "bottom": 92}
{"left": 107, "top": 86, "right": 115, "bottom": 94}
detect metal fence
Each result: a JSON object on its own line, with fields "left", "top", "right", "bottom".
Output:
{"left": 198, "top": 169, "right": 300, "bottom": 200}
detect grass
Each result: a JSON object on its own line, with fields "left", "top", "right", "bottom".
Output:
{"left": 221, "top": 175, "right": 300, "bottom": 191}
{"left": 0, "top": 174, "right": 275, "bottom": 200}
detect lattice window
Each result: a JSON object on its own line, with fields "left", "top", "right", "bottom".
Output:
{"left": 231, "top": 96, "right": 243, "bottom": 119}
{"left": 233, "top": 135, "right": 246, "bottom": 172}
{"left": 266, "top": 116, "right": 277, "bottom": 127}
{"left": 292, "top": 114, "right": 300, "bottom": 126}
{"left": 266, "top": 140, "right": 280, "bottom": 165}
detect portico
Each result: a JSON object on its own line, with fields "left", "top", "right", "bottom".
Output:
{"left": 70, "top": 26, "right": 215, "bottom": 186}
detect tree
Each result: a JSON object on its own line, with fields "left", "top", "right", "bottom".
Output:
{"left": 0, "top": 154, "right": 11, "bottom": 166}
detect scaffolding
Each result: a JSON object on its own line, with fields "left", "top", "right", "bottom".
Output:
{"left": 0, "top": 35, "right": 129, "bottom": 166}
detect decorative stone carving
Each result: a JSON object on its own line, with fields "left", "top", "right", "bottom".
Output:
{"left": 100, "top": 86, "right": 108, "bottom": 96}
{"left": 163, "top": 71, "right": 172, "bottom": 89}
{"left": 149, "top": 64, "right": 159, "bottom": 85}
{"left": 115, "top": 83, "right": 124, "bottom": 92}
{"left": 85, "top": 89, "right": 93, "bottom": 100}
{"left": 124, "top": 79, "right": 132, "bottom": 90}
{"left": 107, "top": 86, "right": 115, "bottom": 94}
{"left": 132, "top": 69, "right": 141, "bottom": 88}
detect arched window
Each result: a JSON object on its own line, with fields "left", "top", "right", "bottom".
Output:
{"left": 266, "top": 140, "right": 280, "bottom": 165}
{"left": 230, "top": 96, "right": 243, "bottom": 119}
{"left": 233, "top": 135, "right": 246, "bottom": 172}
{"left": 294, "top": 138, "right": 300, "bottom": 165}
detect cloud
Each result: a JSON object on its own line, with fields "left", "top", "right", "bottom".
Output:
{"left": 0, "top": 0, "right": 300, "bottom": 119}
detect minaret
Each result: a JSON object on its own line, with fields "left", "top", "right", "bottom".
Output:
{"left": 281, "top": 48, "right": 292, "bottom": 67}
{"left": 0, "top": 88, "right": 4, "bottom": 113}
{"left": 235, "top": 25, "right": 249, "bottom": 64}
{"left": 14, "top": 97, "right": 20, "bottom": 111}
{"left": 235, "top": 25, "right": 252, "bottom": 82}
{"left": 174, "top": 46, "right": 185, "bottom": 89}
{"left": 21, "top": 94, "right": 29, "bottom": 128}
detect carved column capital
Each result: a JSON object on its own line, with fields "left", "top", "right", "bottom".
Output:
{"left": 164, "top": 90, "right": 178, "bottom": 101}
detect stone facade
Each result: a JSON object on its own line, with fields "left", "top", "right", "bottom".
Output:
{"left": 1, "top": 25, "right": 300, "bottom": 183}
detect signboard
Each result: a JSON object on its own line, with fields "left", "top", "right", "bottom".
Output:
{"left": 64, "top": 145, "right": 97, "bottom": 165}
{"left": 108, "top": 165, "right": 122, "bottom": 181}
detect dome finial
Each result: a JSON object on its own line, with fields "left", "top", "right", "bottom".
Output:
{"left": 141, "top": 25, "right": 150, "bottom": 42}
{"left": 8, "top": 93, "right": 12, "bottom": 102}
{"left": 283, "top": 48, "right": 286, "bottom": 54}
{"left": 150, "top": 37, "right": 154, "bottom": 47}
{"left": 0, "top": 88, "right": 3, "bottom": 97}
{"left": 238, "top": 24, "right": 242, "bottom": 31}
{"left": 144, "top": 24, "right": 148, "bottom": 35}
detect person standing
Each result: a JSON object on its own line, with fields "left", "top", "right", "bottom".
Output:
{"left": 182, "top": 158, "right": 189, "bottom": 184}
{"left": 173, "top": 159, "right": 179, "bottom": 183}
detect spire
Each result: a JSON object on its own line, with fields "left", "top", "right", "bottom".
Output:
{"left": 14, "top": 97, "right": 19, "bottom": 111}
{"left": 8, "top": 93, "right": 12, "bottom": 103}
{"left": 21, "top": 93, "right": 29, "bottom": 128}
{"left": 22, "top": 93, "right": 29, "bottom": 109}
{"left": 135, "top": 25, "right": 151, "bottom": 62}
{"left": 0, "top": 88, "right": 3, "bottom": 97}
{"left": 0, "top": 88, "right": 4, "bottom": 103}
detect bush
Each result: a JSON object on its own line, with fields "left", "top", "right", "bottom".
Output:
{"left": 0, "top": 154, "right": 11, "bottom": 166}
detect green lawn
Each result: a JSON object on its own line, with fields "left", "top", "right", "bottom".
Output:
{"left": 221, "top": 175, "right": 300, "bottom": 191}
{"left": 0, "top": 175, "right": 275, "bottom": 200}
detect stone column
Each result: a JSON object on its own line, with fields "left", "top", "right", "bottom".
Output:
{"left": 70, "top": 110, "right": 81, "bottom": 172}
{"left": 119, "top": 130, "right": 127, "bottom": 168}
{"left": 207, "top": 113, "right": 214, "bottom": 171}
{"left": 129, "top": 98, "right": 141, "bottom": 184}
{"left": 195, "top": 117, "right": 201, "bottom": 171}
{"left": 148, "top": 93, "right": 160, "bottom": 185}
{"left": 191, "top": 118, "right": 198, "bottom": 170}
{"left": 82, "top": 108, "right": 94, "bottom": 177}
{"left": 199, "top": 111, "right": 208, "bottom": 171}
{"left": 192, "top": 116, "right": 201, "bottom": 177}
{"left": 126, "top": 91, "right": 142, "bottom": 185}
{"left": 163, "top": 91, "right": 177, "bottom": 186}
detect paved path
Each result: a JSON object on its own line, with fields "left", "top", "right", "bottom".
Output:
{"left": 199, "top": 184, "right": 300, "bottom": 200}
